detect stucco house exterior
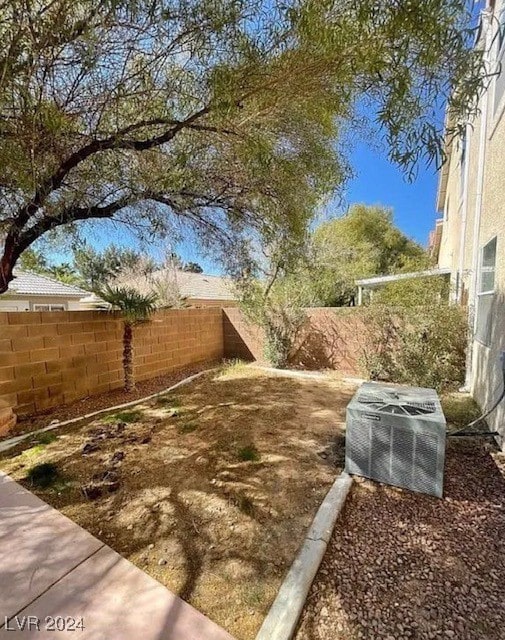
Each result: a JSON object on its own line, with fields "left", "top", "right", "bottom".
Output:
{"left": 431, "top": 0, "right": 505, "bottom": 447}
{"left": 0, "top": 270, "right": 91, "bottom": 311}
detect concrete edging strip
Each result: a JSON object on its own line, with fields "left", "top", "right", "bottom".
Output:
{"left": 252, "top": 365, "right": 365, "bottom": 385}
{"left": 0, "top": 368, "right": 216, "bottom": 454}
{"left": 255, "top": 472, "right": 353, "bottom": 640}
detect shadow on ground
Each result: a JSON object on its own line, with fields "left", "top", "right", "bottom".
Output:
{"left": 0, "top": 366, "right": 357, "bottom": 640}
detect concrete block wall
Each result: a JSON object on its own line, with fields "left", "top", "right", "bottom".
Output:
{"left": 223, "top": 307, "right": 368, "bottom": 374}
{"left": 133, "top": 309, "right": 223, "bottom": 381}
{"left": 0, "top": 308, "right": 223, "bottom": 417}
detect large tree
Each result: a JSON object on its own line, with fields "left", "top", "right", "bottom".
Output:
{"left": 0, "top": 0, "right": 484, "bottom": 293}
{"left": 308, "top": 204, "right": 430, "bottom": 306}
{"left": 73, "top": 243, "right": 157, "bottom": 289}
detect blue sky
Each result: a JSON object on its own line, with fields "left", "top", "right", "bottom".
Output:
{"left": 181, "top": 148, "right": 440, "bottom": 274}
{"left": 63, "top": 147, "right": 441, "bottom": 277}
{"left": 45, "top": 130, "right": 442, "bottom": 276}
{"left": 340, "top": 142, "right": 440, "bottom": 246}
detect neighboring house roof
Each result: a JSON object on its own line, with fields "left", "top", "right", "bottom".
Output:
{"left": 356, "top": 268, "right": 451, "bottom": 289}
{"left": 118, "top": 268, "right": 237, "bottom": 302}
{"left": 173, "top": 270, "right": 236, "bottom": 301}
{"left": 6, "top": 270, "right": 88, "bottom": 298}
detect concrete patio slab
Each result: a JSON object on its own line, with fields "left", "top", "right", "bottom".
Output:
{"left": 1, "top": 546, "right": 234, "bottom": 640}
{"left": 0, "top": 472, "right": 234, "bottom": 639}
{"left": 0, "top": 473, "right": 103, "bottom": 621}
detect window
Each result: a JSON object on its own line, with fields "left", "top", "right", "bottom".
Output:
{"left": 475, "top": 237, "right": 497, "bottom": 345}
{"left": 32, "top": 303, "right": 66, "bottom": 312}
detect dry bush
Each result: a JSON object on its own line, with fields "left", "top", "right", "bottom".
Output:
{"left": 360, "top": 279, "right": 467, "bottom": 392}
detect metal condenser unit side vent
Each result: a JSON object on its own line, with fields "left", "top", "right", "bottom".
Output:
{"left": 345, "top": 382, "right": 446, "bottom": 498}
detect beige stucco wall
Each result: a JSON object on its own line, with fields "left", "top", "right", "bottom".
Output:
{"left": 471, "top": 82, "right": 505, "bottom": 445}
{"left": 437, "top": 138, "right": 464, "bottom": 280}
{"left": 0, "top": 296, "right": 84, "bottom": 312}
{"left": 437, "top": 4, "right": 505, "bottom": 447}
{"left": 0, "top": 294, "right": 84, "bottom": 311}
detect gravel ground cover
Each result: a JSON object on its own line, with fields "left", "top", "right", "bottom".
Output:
{"left": 296, "top": 439, "right": 505, "bottom": 640}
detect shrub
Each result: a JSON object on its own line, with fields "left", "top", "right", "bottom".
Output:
{"left": 26, "top": 462, "right": 60, "bottom": 488}
{"left": 361, "top": 303, "right": 467, "bottom": 392}
{"left": 34, "top": 432, "right": 58, "bottom": 445}
{"left": 238, "top": 271, "right": 313, "bottom": 369}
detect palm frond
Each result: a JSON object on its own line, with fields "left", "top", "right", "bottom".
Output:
{"left": 98, "top": 285, "right": 158, "bottom": 324}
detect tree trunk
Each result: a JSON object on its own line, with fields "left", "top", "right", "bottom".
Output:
{"left": 0, "top": 233, "right": 21, "bottom": 294}
{"left": 123, "top": 322, "right": 135, "bottom": 392}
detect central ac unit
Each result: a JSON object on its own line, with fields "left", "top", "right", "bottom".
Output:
{"left": 345, "top": 382, "right": 446, "bottom": 498}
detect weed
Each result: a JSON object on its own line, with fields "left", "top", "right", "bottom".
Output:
{"left": 237, "top": 445, "right": 260, "bottom": 462}
{"left": 178, "top": 421, "right": 197, "bottom": 434}
{"left": 102, "top": 410, "right": 143, "bottom": 424}
{"left": 242, "top": 582, "right": 265, "bottom": 607}
{"left": 34, "top": 432, "right": 58, "bottom": 445}
{"left": 238, "top": 495, "right": 255, "bottom": 515}
{"left": 219, "top": 359, "right": 250, "bottom": 377}
{"left": 21, "top": 444, "right": 46, "bottom": 459}
{"left": 26, "top": 462, "right": 59, "bottom": 488}
{"left": 442, "top": 393, "right": 482, "bottom": 429}
{"left": 156, "top": 395, "right": 181, "bottom": 408}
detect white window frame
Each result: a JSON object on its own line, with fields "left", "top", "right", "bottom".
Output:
{"left": 475, "top": 236, "right": 497, "bottom": 346}
{"left": 32, "top": 303, "right": 67, "bottom": 312}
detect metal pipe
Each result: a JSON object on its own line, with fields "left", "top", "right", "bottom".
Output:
{"left": 465, "top": 8, "right": 492, "bottom": 390}
{"left": 457, "top": 122, "right": 471, "bottom": 304}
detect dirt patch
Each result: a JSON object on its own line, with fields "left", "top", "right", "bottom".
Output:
{"left": 0, "top": 364, "right": 356, "bottom": 640}
{"left": 5, "top": 361, "right": 218, "bottom": 439}
{"left": 296, "top": 439, "right": 505, "bottom": 640}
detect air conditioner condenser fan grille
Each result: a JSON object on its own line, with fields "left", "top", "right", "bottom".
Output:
{"left": 345, "top": 382, "right": 446, "bottom": 498}
{"left": 356, "top": 390, "right": 437, "bottom": 414}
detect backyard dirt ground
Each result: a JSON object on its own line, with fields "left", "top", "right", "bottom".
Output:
{"left": 296, "top": 437, "right": 505, "bottom": 640}
{"left": 4, "top": 361, "right": 218, "bottom": 437}
{"left": 0, "top": 364, "right": 357, "bottom": 640}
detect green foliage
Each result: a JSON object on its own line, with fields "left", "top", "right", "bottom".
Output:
{"left": 19, "top": 249, "right": 48, "bottom": 274}
{"left": 102, "top": 410, "right": 143, "bottom": 424}
{"left": 34, "top": 432, "right": 58, "bottom": 445}
{"left": 26, "top": 462, "right": 60, "bottom": 488}
{"left": 239, "top": 270, "right": 314, "bottom": 368}
{"left": 183, "top": 262, "right": 203, "bottom": 273}
{"left": 0, "top": 0, "right": 486, "bottom": 292}
{"left": 98, "top": 285, "right": 158, "bottom": 325}
{"left": 18, "top": 249, "right": 80, "bottom": 285}
{"left": 361, "top": 300, "right": 467, "bottom": 392}
{"left": 373, "top": 275, "right": 450, "bottom": 307}
{"left": 237, "top": 445, "right": 260, "bottom": 462}
{"left": 308, "top": 204, "right": 429, "bottom": 306}
{"left": 74, "top": 244, "right": 157, "bottom": 291}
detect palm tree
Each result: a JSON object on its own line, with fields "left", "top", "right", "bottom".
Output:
{"left": 99, "top": 285, "right": 158, "bottom": 392}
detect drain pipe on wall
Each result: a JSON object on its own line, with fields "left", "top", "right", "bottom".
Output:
{"left": 465, "top": 8, "right": 492, "bottom": 391}
{"left": 457, "top": 122, "right": 471, "bottom": 305}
